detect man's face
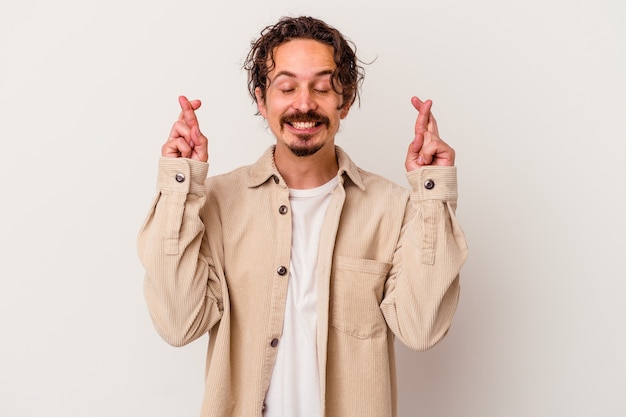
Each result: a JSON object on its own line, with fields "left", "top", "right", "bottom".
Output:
{"left": 256, "top": 39, "right": 350, "bottom": 157}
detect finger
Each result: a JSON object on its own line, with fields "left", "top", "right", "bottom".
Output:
{"left": 427, "top": 113, "right": 439, "bottom": 137}
{"left": 178, "top": 95, "right": 201, "bottom": 128}
{"left": 412, "top": 96, "right": 441, "bottom": 136}
{"left": 190, "top": 125, "right": 209, "bottom": 162}
{"left": 162, "top": 137, "right": 193, "bottom": 158}
{"left": 411, "top": 96, "right": 425, "bottom": 111}
{"left": 190, "top": 125, "right": 206, "bottom": 146}
{"left": 177, "top": 99, "right": 202, "bottom": 122}
{"left": 168, "top": 120, "right": 192, "bottom": 143}
{"left": 405, "top": 132, "right": 425, "bottom": 171}
{"left": 412, "top": 97, "right": 432, "bottom": 136}
{"left": 418, "top": 133, "right": 456, "bottom": 166}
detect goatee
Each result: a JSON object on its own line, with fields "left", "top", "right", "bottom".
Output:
{"left": 288, "top": 138, "right": 323, "bottom": 157}
{"left": 281, "top": 110, "right": 329, "bottom": 157}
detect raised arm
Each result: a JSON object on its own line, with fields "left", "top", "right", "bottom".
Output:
{"left": 138, "top": 96, "right": 222, "bottom": 347}
{"left": 381, "top": 96, "right": 467, "bottom": 350}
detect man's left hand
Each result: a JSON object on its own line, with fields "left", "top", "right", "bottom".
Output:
{"left": 405, "top": 96, "right": 455, "bottom": 171}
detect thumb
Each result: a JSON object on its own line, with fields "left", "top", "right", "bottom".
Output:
{"left": 191, "top": 125, "right": 209, "bottom": 162}
{"left": 405, "top": 132, "right": 426, "bottom": 170}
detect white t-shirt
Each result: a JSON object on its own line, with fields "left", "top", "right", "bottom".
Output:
{"left": 263, "top": 177, "right": 338, "bottom": 417}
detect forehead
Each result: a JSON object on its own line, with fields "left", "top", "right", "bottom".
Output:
{"left": 270, "top": 39, "right": 336, "bottom": 79}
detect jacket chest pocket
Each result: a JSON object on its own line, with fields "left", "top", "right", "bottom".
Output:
{"left": 330, "top": 256, "right": 391, "bottom": 339}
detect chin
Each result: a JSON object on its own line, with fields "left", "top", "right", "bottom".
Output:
{"left": 287, "top": 141, "right": 324, "bottom": 157}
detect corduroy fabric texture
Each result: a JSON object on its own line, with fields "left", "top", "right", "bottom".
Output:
{"left": 138, "top": 146, "right": 468, "bottom": 417}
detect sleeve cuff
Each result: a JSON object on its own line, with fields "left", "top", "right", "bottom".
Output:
{"left": 157, "top": 157, "right": 209, "bottom": 195}
{"left": 406, "top": 166, "right": 458, "bottom": 201}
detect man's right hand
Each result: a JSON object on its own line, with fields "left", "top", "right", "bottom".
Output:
{"left": 162, "top": 96, "right": 209, "bottom": 162}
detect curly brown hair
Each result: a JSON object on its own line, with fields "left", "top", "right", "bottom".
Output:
{"left": 244, "top": 16, "right": 364, "bottom": 110}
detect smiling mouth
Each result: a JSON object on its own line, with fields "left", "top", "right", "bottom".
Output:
{"left": 281, "top": 111, "right": 329, "bottom": 132}
{"left": 289, "top": 121, "right": 321, "bottom": 130}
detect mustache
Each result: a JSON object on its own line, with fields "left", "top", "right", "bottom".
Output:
{"left": 280, "top": 110, "right": 330, "bottom": 126}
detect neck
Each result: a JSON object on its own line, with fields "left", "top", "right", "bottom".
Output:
{"left": 274, "top": 143, "right": 339, "bottom": 189}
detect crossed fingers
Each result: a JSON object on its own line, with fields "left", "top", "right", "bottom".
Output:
{"left": 162, "top": 96, "right": 208, "bottom": 162}
{"left": 405, "top": 96, "right": 454, "bottom": 171}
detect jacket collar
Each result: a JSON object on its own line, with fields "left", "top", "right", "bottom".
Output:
{"left": 246, "top": 145, "right": 365, "bottom": 191}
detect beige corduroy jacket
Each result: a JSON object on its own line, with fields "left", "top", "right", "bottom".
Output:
{"left": 137, "top": 146, "right": 468, "bottom": 417}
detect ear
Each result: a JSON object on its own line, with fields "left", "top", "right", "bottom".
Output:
{"left": 339, "top": 103, "right": 351, "bottom": 119}
{"left": 255, "top": 87, "right": 267, "bottom": 118}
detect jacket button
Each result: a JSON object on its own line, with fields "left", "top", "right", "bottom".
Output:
{"left": 424, "top": 179, "right": 435, "bottom": 190}
{"left": 270, "top": 338, "right": 279, "bottom": 347}
{"left": 175, "top": 173, "right": 186, "bottom": 183}
{"left": 277, "top": 266, "right": 287, "bottom": 276}
{"left": 273, "top": 175, "right": 279, "bottom": 184}
{"left": 279, "top": 205, "right": 288, "bottom": 215}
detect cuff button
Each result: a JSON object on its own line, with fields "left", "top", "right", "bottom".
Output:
{"left": 424, "top": 179, "right": 435, "bottom": 190}
{"left": 175, "top": 173, "right": 186, "bottom": 183}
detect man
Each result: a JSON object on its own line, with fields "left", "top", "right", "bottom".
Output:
{"left": 138, "top": 16, "right": 468, "bottom": 417}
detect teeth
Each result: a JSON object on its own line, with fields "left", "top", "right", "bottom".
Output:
{"left": 291, "top": 121, "right": 317, "bottom": 130}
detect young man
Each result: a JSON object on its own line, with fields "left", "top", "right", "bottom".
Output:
{"left": 138, "top": 16, "right": 468, "bottom": 417}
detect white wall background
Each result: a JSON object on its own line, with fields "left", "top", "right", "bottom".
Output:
{"left": 1, "top": 0, "right": 625, "bottom": 416}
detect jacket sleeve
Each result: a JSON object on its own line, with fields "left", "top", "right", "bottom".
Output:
{"left": 380, "top": 166, "right": 468, "bottom": 351}
{"left": 137, "top": 157, "right": 224, "bottom": 347}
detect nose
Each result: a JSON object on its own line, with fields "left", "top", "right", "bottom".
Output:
{"left": 292, "top": 88, "right": 318, "bottom": 113}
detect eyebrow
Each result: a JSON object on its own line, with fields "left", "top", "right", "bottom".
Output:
{"left": 272, "top": 69, "right": 334, "bottom": 80}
